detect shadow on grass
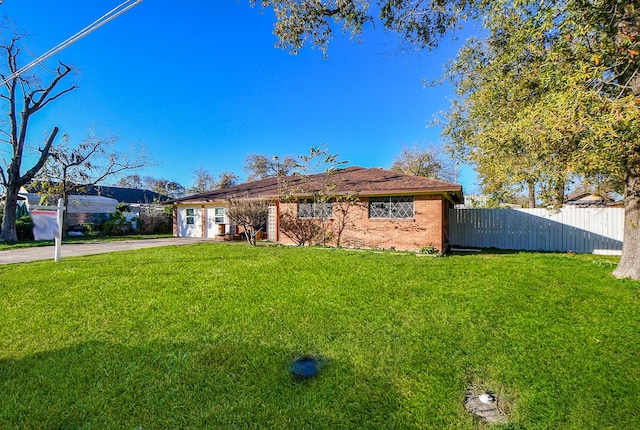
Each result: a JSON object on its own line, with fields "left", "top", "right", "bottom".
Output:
{"left": 0, "top": 340, "right": 401, "bottom": 428}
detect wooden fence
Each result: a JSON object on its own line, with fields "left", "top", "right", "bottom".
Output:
{"left": 449, "top": 207, "right": 624, "bottom": 254}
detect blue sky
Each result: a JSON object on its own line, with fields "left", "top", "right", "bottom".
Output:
{"left": 3, "top": 0, "right": 478, "bottom": 192}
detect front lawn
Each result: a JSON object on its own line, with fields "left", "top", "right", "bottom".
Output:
{"left": 0, "top": 244, "right": 638, "bottom": 428}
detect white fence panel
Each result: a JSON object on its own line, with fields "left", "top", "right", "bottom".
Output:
{"left": 449, "top": 207, "right": 624, "bottom": 253}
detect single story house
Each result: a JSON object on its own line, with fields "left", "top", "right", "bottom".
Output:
{"left": 565, "top": 191, "right": 622, "bottom": 207}
{"left": 15, "top": 184, "right": 172, "bottom": 232}
{"left": 15, "top": 189, "right": 119, "bottom": 225}
{"left": 169, "top": 166, "right": 463, "bottom": 252}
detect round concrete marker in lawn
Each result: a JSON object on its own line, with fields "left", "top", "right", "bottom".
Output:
{"left": 464, "top": 389, "right": 509, "bottom": 424}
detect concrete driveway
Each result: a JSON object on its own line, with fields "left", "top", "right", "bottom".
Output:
{"left": 0, "top": 238, "right": 211, "bottom": 265}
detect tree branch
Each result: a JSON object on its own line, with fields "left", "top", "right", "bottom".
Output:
{"left": 19, "top": 126, "right": 58, "bottom": 187}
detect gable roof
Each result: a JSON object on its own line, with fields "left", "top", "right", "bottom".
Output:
{"left": 169, "top": 166, "right": 463, "bottom": 204}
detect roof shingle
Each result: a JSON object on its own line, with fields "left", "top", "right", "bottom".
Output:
{"left": 170, "top": 166, "right": 463, "bottom": 204}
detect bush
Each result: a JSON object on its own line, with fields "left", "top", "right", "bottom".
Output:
{"left": 16, "top": 216, "right": 34, "bottom": 241}
{"left": 102, "top": 212, "right": 126, "bottom": 236}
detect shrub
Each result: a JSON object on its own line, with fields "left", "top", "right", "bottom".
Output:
{"left": 16, "top": 216, "right": 34, "bottom": 241}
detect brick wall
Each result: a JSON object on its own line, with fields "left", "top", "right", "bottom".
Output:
{"left": 278, "top": 195, "right": 446, "bottom": 252}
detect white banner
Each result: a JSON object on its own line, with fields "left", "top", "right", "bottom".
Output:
{"left": 31, "top": 210, "right": 59, "bottom": 241}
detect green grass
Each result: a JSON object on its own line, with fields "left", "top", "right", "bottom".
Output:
{"left": 0, "top": 244, "right": 638, "bottom": 429}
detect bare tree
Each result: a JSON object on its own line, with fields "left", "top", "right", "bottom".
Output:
{"left": 35, "top": 131, "right": 149, "bottom": 235}
{"left": 226, "top": 195, "right": 269, "bottom": 246}
{"left": 331, "top": 194, "right": 364, "bottom": 247}
{"left": 278, "top": 146, "right": 349, "bottom": 247}
{"left": 0, "top": 26, "right": 76, "bottom": 242}
{"left": 278, "top": 209, "right": 325, "bottom": 246}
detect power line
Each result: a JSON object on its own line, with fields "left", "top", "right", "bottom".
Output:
{"left": 0, "top": 0, "right": 143, "bottom": 87}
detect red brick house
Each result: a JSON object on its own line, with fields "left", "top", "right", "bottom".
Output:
{"left": 169, "top": 166, "right": 463, "bottom": 252}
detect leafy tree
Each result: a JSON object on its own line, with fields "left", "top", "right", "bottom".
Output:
{"left": 0, "top": 25, "right": 76, "bottom": 242}
{"left": 251, "top": 0, "right": 475, "bottom": 56}
{"left": 226, "top": 195, "right": 269, "bottom": 246}
{"left": 252, "top": 0, "right": 640, "bottom": 278}
{"left": 243, "top": 153, "right": 296, "bottom": 182}
{"left": 117, "top": 174, "right": 144, "bottom": 189}
{"left": 188, "top": 168, "right": 240, "bottom": 194}
{"left": 391, "top": 143, "right": 455, "bottom": 181}
{"left": 144, "top": 177, "right": 185, "bottom": 199}
{"left": 35, "top": 131, "right": 148, "bottom": 235}
{"left": 440, "top": 1, "right": 640, "bottom": 277}
{"left": 216, "top": 171, "right": 240, "bottom": 189}
{"left": 188, "top": 166, "right": 217, "bottom": 194}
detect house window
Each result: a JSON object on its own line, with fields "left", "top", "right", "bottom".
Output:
{"left": 185, "top": 208, "right": 195, "bottom": 225}
{"left": 214, "top": 207, "right": 226, "bottom": 224}
{"left": 369, "top": 196, "right": 414, "bottom": 219}
{"left": 297, "top": 199, "right": 332, "bottom": 219}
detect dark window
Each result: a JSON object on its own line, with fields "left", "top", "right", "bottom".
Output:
{"left": 185, "top": 208, "right": 195, "bottom": 225}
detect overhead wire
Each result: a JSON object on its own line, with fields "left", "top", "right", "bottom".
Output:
{"left": 0, "top": 0, "right": 143, "bottom": 87}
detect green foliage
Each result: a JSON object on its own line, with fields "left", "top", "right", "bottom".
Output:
{"left": 102, "top": 212, "right": 129, "bottom": 236}
{"left": 253, "top": 0, "right": 479, "bottom": 56}
{"left": 439, "top": 0, "right": 640, "bottom": 277}
{"left": 15, "top": 216, "right": 34, "bottom": 241}
{"left": 244, "top": 153, "right": 296, "bottom": 181}
{"left": 391, "top": 143, "right": 456, "bottom": 181}
{"left": 419, "top": 243, "right": 439, "bottom": 255}
{"left": 116, "top": 202, "right": 130, "bottom": 213}
{"left": 0, "top": 245, "right": 638, "bottom": 427}
{"left": 444, "top": 1, "right": 640, "bottom": 194}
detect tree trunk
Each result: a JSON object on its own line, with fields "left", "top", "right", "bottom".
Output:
{"left": 613, "top": 164, "right": 640, "bottom": 279}
{"left": 527, "top": 181, "right": 536, "bottom": 208}
{"left": 1, "top": 186, "right": 20, "bottom": 242}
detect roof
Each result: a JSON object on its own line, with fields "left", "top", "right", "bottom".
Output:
{"left": 84, "top": 185, "right": 170, "bottom": 204}
{"left": 24, "top": 183, "right": 170, "bottom": 204}
{"left": 565, "top": 191, "right": 615, "bottom": 206}
{"left": 16, "top": 192, "right": 118, "bottom": 213}
{"left": 169, "top": 166, "right": 464, "bottom": 204}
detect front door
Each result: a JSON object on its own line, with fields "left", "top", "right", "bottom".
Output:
{"left": 178, "top": 207, "right": 202, "bottom": 237}
{"left": 206, "top": 207, "right": 229, "bottom": 237}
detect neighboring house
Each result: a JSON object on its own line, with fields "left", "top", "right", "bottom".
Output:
{"left": 79, "top": 185, "right": 172, "bottom": 226}
{"left": 168, "top": 166, "right": 464, "bottom": 252}
{"left": 565, "top": 191, "right": 621, "bottom": 207}
{"left": 15, "top": 189, "right": 118, "bottom": 225}
{"left": 19, "top": 184, "right": 171, "bottom": 230}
